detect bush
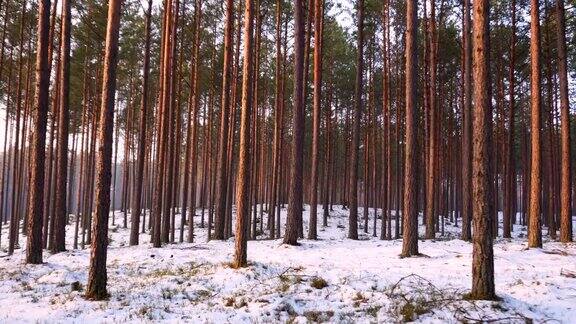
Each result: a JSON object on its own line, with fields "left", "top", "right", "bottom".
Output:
{"left": 310, "top": 277, "right": 328, "bottom": 289}
{"left": 71, "top": 281, "right": 83, "bottom": 292}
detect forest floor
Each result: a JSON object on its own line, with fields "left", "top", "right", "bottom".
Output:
{"left": 1, "top": 206, "right": 575, "bottom": 323}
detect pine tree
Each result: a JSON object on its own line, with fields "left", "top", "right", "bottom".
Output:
{"left": 401, "top": 0, "right": 419, "bottom": 257}
{"left": 52, "top": 0, "right": 72, "bottom": 253}
{"left": 233, "top": 0, "right": 255, "bottom": 268}
{"left": 284, "top": 0, "right": 306, "bottom": 246}
{"left": 85, "top": 0, "right": 123, "bottom": 301}
{"left": 269, "top": 0, "right": 283, "bottom": 239}
{"left": 425, "top": 0, "right": 437, "bottom": 240}
{"left": 503, "top": 0, "right": 516, "bottom": 239}
{"left": 7, "top": 0, "right": 28, "bottom": 256}
{"left": 213, "top": 0, "right": 235, "bottom": 240}
{"left": 129, "top": 0, "right": 152, "bottom": 246}
{"left": 556, "top": 0, "right": 572, "bottom": 243}
{"left": 26, "top": 0, "right": 51, "bottom": 265}
{"left": 308, "top": 0, "right": 324, "bottom": 240}
{"left": 461, "top": 0, "right": 472, "bottom": 242}
{"left": 528, "top": 0, "right": 543, "bottom": 248}
{"left": 347, "top": 0, "right": 364, "bottom": 240}
{"left": 469, "top": 0, "right": 496, "bottom": 300}
{"left": 186, "top": 0, "right": 202, "bottom": 243}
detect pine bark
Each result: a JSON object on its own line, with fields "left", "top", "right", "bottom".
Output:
{"left": 309, "top": 0, "right": 324, "bottom": 240}
{"left": 0, "top": 2, "right": 10, "bottom": 244}
{"left": 269, "top": 0, "right": 282, "bottom": 239}
{"left": 347, "top": 0, "right": 364, "bottom": 240}
{"left": 382, "top": 0, "right": 392, "bottom": 240}
{"left": 85, "top": 0, "right": 122, "bottom": 301}
{"left": 425, "top": 0, "right": 437, "bottom": 239}
{"left": 283, "top": 0, "right": 306, "bottom": 246}
{"left": 213, "top": 0, "right": 235, "bottom": 240}
{"left": 180, "top": 0, "right": 203, "bottom": 242}
{"left": 129, "top": 0, "right": 153, "bottom": 246}
{"left": 187, "top": 0, "right": 202, "bottom": 243}
{"left": 152, "top": 0, "right": 175, "bottom": 247}
{"left": 460, "top": 0, "right": 473, "bottom": 241}
{"left": 401, "top": 0, "right": 419, "bottom": 257}
{"left": 556, "top": 0, "right": 572, "bottom": 242}
{"left": 8, "top": 0, "right": 28, "bottom": 255}
{"left": 233, "top": 0, "right": 255, "bottom": 268}
{"left": 503, "top": 0, "right": 516, "bottom": 239}
{"left": 528, "top": 0, "right": 543, "bottom": 248}
{"left": 52, "top": 0, "right": 72, "bottom": 253}
{"left": 26, "top": 0, "right": 51, "bottom": 264}
{"left": 469, "top": 0, "right": 496, "bottom": 300}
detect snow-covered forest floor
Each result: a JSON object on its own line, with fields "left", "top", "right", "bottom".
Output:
{"left": 1, "top": 206, "right": 575, "bottom": 323}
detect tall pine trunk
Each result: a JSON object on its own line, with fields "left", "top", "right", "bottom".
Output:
{"left": 401, "top": 0, "right": 419, "bottom": 257}
{"left": 469, "top": 0, "right": 496, "bottom": 300}
{"left": 213, "top": 0, "right": 235, "bottom": 240}
{"left": 269, "top": 0, "right": 282, "bottom": 239}
{"left": 556, "top": 0, "right": 572, "bottom": 243}
{"left": 8, "top": 0, "right": 28, "bottom": 255}
{"left": 425, "top": 0, "right": 437, "bottom": 239}
{"left": 528, "top": 0, "right": 543, "bottom": 248}
{"left": 186, "top": 0, "right": 202, "bottom": 243}
{"left": 461, "top": 0, "right": 472, "bottom": 241}
{"left": 129, "top": 0, "right": 153, "bottom": 246}
{"left": 309, "top": 0, "right": 324, "bottom": 240}
{"left": 180, "top": 0, "right": 203, "bottom": 242}
{"left": 347, "top": 0, "right": 364, "bottom": 240}
{"left": 283, "top": 0, "right": 306, "bottom": 246}
{"left": 26, "top": 0, "right": 51, "bottom": 264}
{"left": 233, "top": 0, "right": 255, "bottom": 268}
{"left": 85, "top": 0, "right": 123, "bottom": 301}
{"left": 503, "top": 0, "right": 516, "bottom": 238}
{"left": 52, "top": 0, "right": 72, "bottom": 253}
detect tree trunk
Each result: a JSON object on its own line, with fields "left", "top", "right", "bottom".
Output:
{"left": 8, "top": 0, "right": 28, "bottom": 256}
{"left": 186, "top": 0, "right": 202, "bottom": 243}
{"left": 85, "top": 0, "right": 122, "bottom": 301}
{"left": 129, "top": 0, "right": 153, "bottom": 246}
{"left": 269, "top": 0, "right": 282, "bottom": 239}
{"left": 52, "top": 0, "right": 72, "bottom": 253}
{"left": 233, "top": 0, "right": 255, "bottom": 268}
{"left": 74, "top": 75, "right": 89, "bottom": 249}
{"left": 425, "top": 0, "right": 437, "bottom": 240}
{"left": 461, "top": 0, "right": 472, "bottom": 242}
{"left": 152, "top": 0, "right": 175, "bottom": 247}
{"left": 528, "top": 0, "right": 543, "bottom": 248}
{"left": 26, "top": 0, "right": 51, "bottom": 264}
{"left": 0, "top": 5, "right": 10, "bottom": 246}
{"left": 556, "top": 0, "right": 572, "bottom": 243}
{"left": 213, "top": 0, "right": 235, "bottom": 240}
{"left": 309, "top": 0, "right": 324, "bottom": 240}
{"left": 283, "top": 0, "right": 306, "bottom": 246}
{"left": 347, "top": 0, "right": 364, "bottom": 240}
{"left": 401, "top": 0, "right": 419, "bottom": 257}
{"left": 469, "top": 0, "right": 496, "bottom": 300}
{"left": 180, "top": 0, "right": 203, "bottom": 242}
{"left": 503, "top": 0, "right": 516, "bottom": 238}
{"left": 161, "top": 0, "right": 180, "bottom": 244}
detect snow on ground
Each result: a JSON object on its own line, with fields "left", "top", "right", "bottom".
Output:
{"left": 1, "top": 206, "right": 575, "bottom": 323}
